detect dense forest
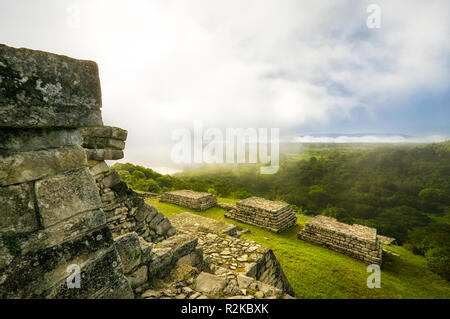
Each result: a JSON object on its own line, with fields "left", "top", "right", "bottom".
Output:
{"left": 112, "top": 141, "right": 450, "bottom": 280}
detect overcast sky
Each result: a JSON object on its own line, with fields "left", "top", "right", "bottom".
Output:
{"left": 1, "top": 0, "right": 449, "bottom": 172}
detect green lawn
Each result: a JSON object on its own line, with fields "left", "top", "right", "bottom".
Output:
{"left": 146, "top": 197, "right": 450, "bottom": 299}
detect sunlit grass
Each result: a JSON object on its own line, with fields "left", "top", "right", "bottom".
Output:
{"left": 147, "top": 197, "right": 450, "bottom": 299}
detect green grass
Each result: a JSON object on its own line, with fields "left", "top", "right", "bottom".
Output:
{"left": 147, "top": 197, "right": 450, "bottom": 299}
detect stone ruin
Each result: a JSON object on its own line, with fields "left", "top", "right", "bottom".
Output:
{"left": 167, "top": 213, "right": 295, "bottom": 298}
{"left": 160, "top": 189, "right": 217, "bottom": 211}
{"left": 0, "top": 44, "right": 132, "bottom": 298}
{"left": 78, "top": 127, "right": 177, "bottom": 243}
{"left": 297, "top": 215, "right": 383, "bottom": 265}
{"left": 0, "top": 43, "right": 294, "bottom": 299}
{"left": 224, "top": 197, "right": 297, "bottom": 233}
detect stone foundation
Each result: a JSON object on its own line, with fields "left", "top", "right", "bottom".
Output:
{"left": 168, "top": 213, "right": 295, "bottom": 296}
{"left": 160, "top": 190, "right": 217, "bottom": 211}
{"left": 225, "top": 197, "right": 297, "bottom": 233}
{"left": 298, "top": 215, "right": 382, "bottom": 265}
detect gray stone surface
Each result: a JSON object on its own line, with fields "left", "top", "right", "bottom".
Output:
{"left": 80, "top": 126, "right": 128, "bottom": 141}
{"left": 160, "top": 190, "right": 217, "bottom": 211}
{"left": 35, "top": 167, "right": 102, "bottom": 227}
{"left": 0, "top": 43, "right": 102, "bottom": 128}
{"left": 236, "top": 274, "right": 254, "bottom": 289}
{"left": 85, "top": 149, "right": 124, "bottom": 160}
{"left": 114, "top": 232, "right": 142, "bottom": 274}
{"left": 0, "top": 104, "right": 102, "bottom": 128}
{"left": 83, "top": 136, "right": 125, "bottom": 150}
{"left": 89, "top": 161, "right": 109, "bottom": 176}
{"left": 169, "top": 213, "right": 295, "bottom": 296}
{"left": 170, "top": 212, "right": 238, "bottom": 236}
{"left": 298, "top": 215, "right": 383, "bottom": 265}
{"left": 127, "top": 265, "right": 148, "bottom": 288}
{"left": 101, "top": 170, "right": 122, "bottom": 188}
{"left": 0, "top": 145, "right": 87, "bottom": 186}
{"left": 0, "top": 183, "right": 38, "bottom": 234}
{"left": 194, "top": 272, "right": 227, "bottom": 298}
{"left": 0, "top": 128, "right": 82, "bottom": 152}
{"left": 226, "top": 196, "right": 297, "bottom": 233}
{"left": 0, "top": 44, "right": 139, "bottom": 300}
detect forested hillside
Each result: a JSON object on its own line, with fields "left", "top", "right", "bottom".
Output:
{"left": 112, "top": 141, "right": 450, "bottom": 280}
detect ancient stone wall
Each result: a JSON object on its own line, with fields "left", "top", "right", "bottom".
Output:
{"left": 78, "top": 126, "right": 176, "bottom": 243}
{"left": 0, "top": 44, "right": 133, "bottom": 298}
{"left": 0, "top": 44, "right": 189, "bottom": 299}
{"left": 0, "top": 43, "right": 296, "bottom": 299}
{"left": 160, "top": 189, "right": 217, "bottom": 211}
{"left": 169, "top": 213, "right": 295, "bottom": 296}
{"left": 298, "top": 216, "right": 382, "bottom": 265}
{"left": 225, "top": 197, "right": 297, "bottom": 233}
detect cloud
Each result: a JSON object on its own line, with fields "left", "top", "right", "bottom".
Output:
{"left": 0, "top": 0, "right": 448, "bottom": 170}
{"left": 293, "top": 135, "right": 447, "bottom": 144}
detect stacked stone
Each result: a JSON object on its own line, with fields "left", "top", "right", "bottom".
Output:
{"left": 169, "top": 213, "right": 295, "bottom": 296}
{"left": 160, "top": 189, "right": 217, "bottom": 211}
{"left": 298, "top": 216, "right": 382, "bottom": 265}
{"left": 80, "top": 126, "right": 127, "bottom": 161}
{"left": 0, "top": 44, "right": 133, "bottom": 298}
{"left": 76, "top": 123, "right": 177, "bottom": 243}
{"left": 226, "top": 197, "right": 297, "bottom": 233}
{"left": 114, "top": 231, "right": 200, "bottom": 293}
{"left": 140, "top": 269, "right": 291, "bottom": 299}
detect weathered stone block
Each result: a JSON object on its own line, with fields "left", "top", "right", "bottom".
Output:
{"left": 80, "top": 126, "right": 128, "bottom": 141}
{"left": 30, "top": 209, "right": 106, "bottom": 250}
{"left": 194, "top": 272, "right": 227, "bottom": 298}
{"left": 35, "top": 167, "right": 102, "bottom": 227}
{"left": 101, "top": 170, "right": 121, "bottom": 188}
{"left": 0, "top": 145, "right": 87, "bottom": 186}
{"left": 148, "top": 247, "right": 173, "bottom": 276}
{"left": 89, "top": 161, "right": 109, "bottom": 176}
{"left": 0, "top": 183, "right": 38, "bottom": 234}
{"left": 138, "top": 237, "right": 154, "bottom": 264}
{"left": 86, "top": 149, "right": 124, "bottom": 161}
{"left": 227, "top": 197, "right": 297, "bottom": 233}
{"left": 114, "top": 232, "right": 142, "bottom": 274}
{"left": 237, "top": 274, "right": 254, "bottom": 289}
{"left": 297, "top": 215, "right": 382, "bottom": 265}
{"left": 127, "top": 265, "right": 148, "bottom": 288}
{"left": 0, "top": 104, "right": 102, "bottom": 128}
{"left": 160, "top": 189, "right": 217, "bottom": 211}
{"left": 0, "top": 44, "right": 102, "bottom": 128}
{"left": 47, "top": 247, "right": 133, "bottom": 299}
{"left": 101, "top": 191, "right": 115, "bottom": 203}
{"left": 158, "top": 234, "right": 198, "bottom": 260}
{"left": 156, "top": 218, "right": 171, "bottom": 235}
{"left": 0, "top": 226, "right": 113, "bottom": 298}
{"left": 0, "top": 128, "right": 82, "bottom": 152}
{"left": 148, "top": 212, "right": 164, "bottom": 229}
{"left": 82, "top": 136, "right": 125, "bottom": 150}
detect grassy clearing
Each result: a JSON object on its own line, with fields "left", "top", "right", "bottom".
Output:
{"left": 146, "top": 197, "right": 450, "bottom": 299}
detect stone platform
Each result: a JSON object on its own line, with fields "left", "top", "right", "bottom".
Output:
{"left": 225, "top": 197, "right": 297, "bottom": 233}
{"left": 170, "top": 212, "right": 238, "bottom": 236}
{"left": 298, "top": 215, "right": 382, "bottom": 265}
{"left": 168, "top": 213, "right": 294, "bottom": 296}
{"left": 160, "top": 190, "right": 217, "bottom": 211}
